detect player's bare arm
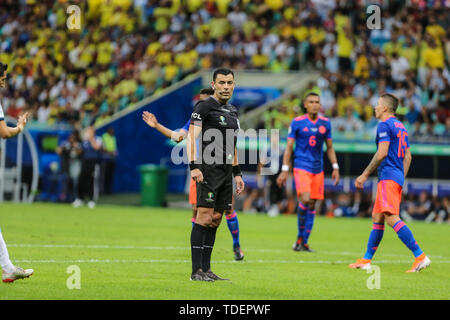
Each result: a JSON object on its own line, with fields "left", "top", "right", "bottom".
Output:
{"left": 187, "top": 123, "right": 203, "bottom": 182}
{"left": 355, "top": 141, "right": 390, "bottom": 189}
{"left": 0, "top": 112, "right": 30, "bottom": 139}
{"left": 142, "top": 111, "right": 186, "bottom": 143}
{"left": 325, "top": 138, "right": 340, "bottom": 185}
{"left": 276, "top": 138, "right": 294, "bottom": 187}
{"left": 403, "top": 147, "right": 412, "bottom": 177}
{"left": 233, "top": 147, "right": 244, "bottom": 195}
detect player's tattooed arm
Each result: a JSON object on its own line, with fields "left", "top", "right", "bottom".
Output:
{"left": 355, "top": 142, "right": 389, "bottom": 189}
{"left": 364, "top": 152, "right": 383, "bottom": 175}
{"left": 403, "top": 147, "right": 412, "bottom": 177}
{"left": 365, "top": 141, "right": 389, "bottom": 176}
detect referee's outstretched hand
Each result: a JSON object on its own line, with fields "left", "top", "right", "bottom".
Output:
{"left": 142, "top": 111, "right": 158, "bottom": 128}
{"left": 191, "top": 168, "right": 203, "bottom": 183}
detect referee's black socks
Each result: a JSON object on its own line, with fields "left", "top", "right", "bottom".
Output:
{"left": 202, "top": 226, "right": 217, "bottom": 272}
{"left": 191, "top": 223, "right": 206, "bottom": 273}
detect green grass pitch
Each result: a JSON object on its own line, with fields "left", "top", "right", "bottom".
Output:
{"left": 0, "top": 202, "right": 449, "bottom": 300}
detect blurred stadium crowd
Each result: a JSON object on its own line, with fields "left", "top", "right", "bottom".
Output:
{"left": 253, "top": 2, "right": 450, "bottom": 143}
{"left": 0, "top": 0, "right": 448, "bottom": 134}
{"left": 0, "top": 0, "right": 448, "bottom": 220}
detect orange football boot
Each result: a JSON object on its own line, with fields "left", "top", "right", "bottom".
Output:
{"left": 406, "top": 254, "right": 431, "bottom": 273}
{"left": 349, "top": 258, "right": 372, "bottom": 270}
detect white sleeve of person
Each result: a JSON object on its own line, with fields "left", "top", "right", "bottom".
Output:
{"left": 0, "top": 102, "right": 4, "bottom": 120}
{"left": 96, "top": 136, "right": 103, "bottom": 148}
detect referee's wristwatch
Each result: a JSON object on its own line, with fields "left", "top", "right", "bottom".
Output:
{"left": 232, "top": 165, "right": 242, "bottom": 177}
{"left": 189, "top": 161, "right": 200, "bottom": 171}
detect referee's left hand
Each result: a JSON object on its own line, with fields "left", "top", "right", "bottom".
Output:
{"left": 191, "top": 168, "right": 203, "bottom": 183}
{"left": 235, "top": 176, "right": 245, "bottom": 195}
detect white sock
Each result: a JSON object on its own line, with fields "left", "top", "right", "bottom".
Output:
{"left": 0, "top": 230, "right": 15, "bottom": 273}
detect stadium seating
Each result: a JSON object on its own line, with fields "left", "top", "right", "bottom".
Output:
{"left": 0, "top": 0, "right": 448, "bottom": 221}
{"left": 0, "top": 1, "right": 447, "bottom": 136}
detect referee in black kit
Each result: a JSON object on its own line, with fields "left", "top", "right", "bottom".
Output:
{"left": 187, "top": 68, "right": 245, "bottom": 281}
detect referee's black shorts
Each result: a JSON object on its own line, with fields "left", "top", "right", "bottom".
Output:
{"left": 196, "top": 164, "right": 233, "bottom": 213}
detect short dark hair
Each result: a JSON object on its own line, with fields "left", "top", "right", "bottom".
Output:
{"left": 199, "top": 87, "right": 214, "bottom": 95}
{"left": 0, "top": 62, "right": 8, "bottom": 74}
{"left": 213, "top": 68, "right": 234, "bottom": 81}
{"left": 301, "top": 92, "right": 320, "bottom": 111}
{"left": 303, "top": 92, "right": 319, "bottom": 101}
{"left": 380, "top": 93, "right": 399, "bottom": 113}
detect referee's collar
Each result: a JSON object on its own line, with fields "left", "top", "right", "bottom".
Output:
{"left": 210, "top": 95, "right": 228, "bottom": 106}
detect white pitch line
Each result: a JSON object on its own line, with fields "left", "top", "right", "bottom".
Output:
{"left": 12, "top": 259, "right": 450, "bottom": 264}
{"left": 8, "top": 244, "right": 186, "bottom": 250}
{"left": 8, "top": 244, "right": 449, "bottom": 260}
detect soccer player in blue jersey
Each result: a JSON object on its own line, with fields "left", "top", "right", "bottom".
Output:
{"left": 142, "top": 88, "right": 244, "bottom": 261}
{"left": 0, "top": 62, "right": 33, "bottom": 282}
{"left": 277, "top": 92, "right": 340, "bottom": 252}
{"left": 350, "top": 93, "right": 430, "bottom": 272}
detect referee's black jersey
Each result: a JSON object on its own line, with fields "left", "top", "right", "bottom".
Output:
{"left": 190, "top": 96, "right": 240, "bottom": 165}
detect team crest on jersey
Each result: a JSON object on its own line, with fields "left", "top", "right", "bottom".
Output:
{"left": 319, "top": 125, "right": 326, "bottom": 134}
{"left": 303, "top": 127, "right": 309, "bottom": 132}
